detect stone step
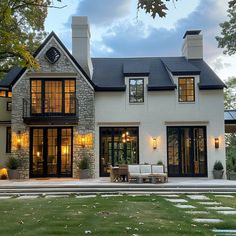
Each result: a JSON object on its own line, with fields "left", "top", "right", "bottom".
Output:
{"left": 0, "top": 186, "right": 236, "bottom": 195}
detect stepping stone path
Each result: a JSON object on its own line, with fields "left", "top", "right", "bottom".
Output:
{"left": 216, "top": 211, "right": 236, "bottom": 215}
{"left": 207, "top": 206, "right": 234, "bottom": 210}
{"left": 76, "top": 195, "right": 97, "bottom": 198}
{"left": 45, "top": 195, "right": 69, "bottom": 198}
{"left": 17, "top": 196, "right": 39, "bottom": 199}
{"left": 0, "top": 196, "right": 12, "bottom": 199}
{"left": 101, "top": 194, "right": 122, "bottom": 197}
{"left": 185, "top": 211, "right": 209, "bottom": 214}
{"left": 174, "top": 204, "right": 196, "bottom": 209}
{"left": 193, "top": 218, "right": 223, "bottom": 223}
{"left": 165, "top": 198, "right": 188, "bottom": 203}
{"left": 160, "top": 194, "right": 179, "bottom": 198}
{"left": 198, "top": 201, "right": 221, "bottom": 205}
{"left": 213, "top": 229, "right": 236, "bottom": 234}
{"left": 214, "top": 195, "right": 234, "bottom": 198}
{"left": 187, "top": 195, "right": 210, "bottom": 200}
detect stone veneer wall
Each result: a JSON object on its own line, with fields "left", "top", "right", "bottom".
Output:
{"left": 11, "top": 38, "right": 95, "bottom": 179}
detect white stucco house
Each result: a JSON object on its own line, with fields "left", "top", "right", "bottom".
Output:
{"left": 0, "top": 16, "right": 226, "bottom": 179}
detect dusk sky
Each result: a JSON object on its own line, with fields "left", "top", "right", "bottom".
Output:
{"left": 45, "top": 0, "right": 236, "bottom": 81}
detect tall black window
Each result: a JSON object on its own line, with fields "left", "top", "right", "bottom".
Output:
{"left": 6, "top": 127, "right": 11, "bottom": 153}
{"left": 129, "top": 79, "right": 144, "bottom": 103}
{"left": 178, "top": 77, "right": 195, "bottom": 102}
{"left": 31, "top": 79, "right": 76, "bottom": 115}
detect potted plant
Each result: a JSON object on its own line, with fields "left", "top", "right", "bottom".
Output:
{"left": 78, "top": 156, "right": 90, "bottom": 179}
{"left": 213, "top": 161, "right": 224, "bottom": 179}
{"left": 6, "top": 156, "right": 20, "bottom": 179}
{"left": 228, "top": 165, "right": 236, "bottom": 180}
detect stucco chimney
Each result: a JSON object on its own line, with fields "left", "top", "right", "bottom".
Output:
{"left": 71, "top": 16, "right": 93, "bottom": 77}
{"left": 182, "top": 30, "right": 203, "bottom": 59}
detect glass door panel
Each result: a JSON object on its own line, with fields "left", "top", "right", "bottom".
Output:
{"left": 61, "top": 128, "right": 72, "bottom": 175}
{"left": 47, "top": 129, "right": 58, "bottom": 176}
{"left": 180, "top": 128, "right": 191, "bottom": 175}
{"left": 100, "top": 128, "right": 113, "bottom": 177}
{"left": 167, "top": 126, "right": 207, "bottom": 177}
{"left": 167, "top": 128, "right": 179, "bottom": 176}
{"left": 32, "top": 129, "right": 44, "bottom": 176}
{"left": 100, "top": 127, "right": 139, "bottom": 177}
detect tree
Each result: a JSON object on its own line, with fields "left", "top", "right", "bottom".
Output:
{"left": 224, "top": 77, "right": 236, "bottom": 109}
{"left": 138, "top": 0, "right": 178, "bottom": 18}
{"left": 224, "top": 77, "right": 236, "bottom": 171}
{"left": 216, "top": 2, "right": 236, "bottom": 55}
{"left": 0, "top": 0, "right": 65, "bottom": 78}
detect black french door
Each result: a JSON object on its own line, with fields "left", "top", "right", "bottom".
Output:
{"left": 99, "top": 127, "right": 139, "bottom": 177}
{"left": 167, "top": 126, "right": 207, "bottom": 177}
{"left": 30, "top": 127, "right": 73, "bottom": 177}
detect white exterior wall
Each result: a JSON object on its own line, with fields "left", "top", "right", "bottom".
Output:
{"left": 94, "top": 75, "right": 225, "bottom": 178}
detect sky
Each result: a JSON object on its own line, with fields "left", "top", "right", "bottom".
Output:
{"left": 45, "top": 0, "right": 236, "bottom": 81}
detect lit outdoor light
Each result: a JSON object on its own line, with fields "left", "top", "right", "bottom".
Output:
{"left": 153, "top": 137, "right": 157, "bottom": 149}
{"left": 215, "top": 138, "right": 219, "bottom": 149}
{"left": 17, "top": 131, "right": 22, "bottom": 149}
{"left": 81, "top": 136, "right": 85, "bottom": 148}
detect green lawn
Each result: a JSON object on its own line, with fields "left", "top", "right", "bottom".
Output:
{"left": 0, "top": 194, "right": 235, "bottom": 236}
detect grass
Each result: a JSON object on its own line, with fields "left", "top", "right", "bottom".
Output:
{"left": 0, "top": 194, "right": 235, "bottom": 235}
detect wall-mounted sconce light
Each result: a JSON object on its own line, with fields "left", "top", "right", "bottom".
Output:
{"left": 81, "top": 135, "right": 85, "bottom": 148}
{"left": 152, "top": 137, "right": 157, "bottom": 149}
{"left": 17, "top": 131, "right": 22, "bottom": 149}
{"left": 215, "top": 138, "right": 219, "bottom": 149}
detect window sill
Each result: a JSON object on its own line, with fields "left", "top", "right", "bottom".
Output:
{"left": 129, "top": 102, "right": 144, "bottom": 105}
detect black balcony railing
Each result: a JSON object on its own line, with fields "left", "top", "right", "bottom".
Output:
{"left": 23, "top": 98, "right": 79, "bottom": 125}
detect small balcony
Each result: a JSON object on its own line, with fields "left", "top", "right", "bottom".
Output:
{"left": 23, "top": 98, "right": 79, "bottom": 125}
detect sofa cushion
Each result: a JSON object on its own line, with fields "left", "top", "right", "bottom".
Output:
{"left": 140, "top": 164, "right": 152, "bottom": 174}
{"left": 152, "top": 165, "right": 164, "bottom": 174}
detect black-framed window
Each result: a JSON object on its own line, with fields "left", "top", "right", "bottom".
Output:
{"left": 31, "top": 79, "right": 76, "bottom": 115}
{"left": 0, "top": 90, "right": 12, "bottom": 98}
{"left": 129, "top": 79, "right": 144, "bottom": 103}
{"left": 7, "top": 101, "right": 12, "bottom": 111}
{"left": 178, "top": 77, "right": 195, "bottom": 102}
{"left": 6, "top": 127, "right": 11, "bottom": 153}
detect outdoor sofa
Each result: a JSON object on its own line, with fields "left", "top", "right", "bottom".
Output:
{"left": 128, "top": 164, "right": 168, "bottom": 183}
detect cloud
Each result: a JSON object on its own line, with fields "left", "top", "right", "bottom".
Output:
{"left": 91, "top": 0, "right": 228, "bottom": 62}
{"left": 73, "top": 0, "right": 132, "bottom": 26}
{"left": 212, "top": 56, "right": 232, "bottom": 72}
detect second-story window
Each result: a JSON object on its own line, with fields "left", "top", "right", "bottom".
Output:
{"left": 178, "top": 77, "right": 195, "bottom": 102}
{"left": 31, "top": 79, "right": 75, "bottom": 115}
{"left": 129, "top": 79, "right": 144, "bottom": 103}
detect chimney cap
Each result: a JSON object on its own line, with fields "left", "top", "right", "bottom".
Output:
{"left": 183, "top": 30, "right": 201, "bottom": 39}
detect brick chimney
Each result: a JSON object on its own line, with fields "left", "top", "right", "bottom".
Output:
{"left": 71, "top": 16, "right": 93, "bottom": 77}
{"left": 182, "top": 30, "right": 203, "bottom": 59}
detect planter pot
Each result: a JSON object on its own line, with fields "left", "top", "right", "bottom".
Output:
{"left": 8, "top": 169, "right": 19, "bottom": 179}
{"left": 79, "top": 169, "right": 90, "bottom": 179}
{"left": 213, "top": 170, "right": 224, "bottom": 179}
{"left": 228, "top": 171, "right": 236, "bottom": 180}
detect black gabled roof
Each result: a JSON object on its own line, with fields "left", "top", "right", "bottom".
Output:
{"left": 161, "top": 57, "right": 200, "bottom": 75}
{"left": 92, "top": 57, "right": 176, "bottom": 91}
{"left": 0, "top": 66, "right": 22, "bottom": 88}
{"left": 189, "top": 59, "right": 225, "bottom": 90}
{"left": 0, "top": 31, "right": 225, "bottom": 92}
{"left": 0, "top": 32, "right": 95, "bottom": 90}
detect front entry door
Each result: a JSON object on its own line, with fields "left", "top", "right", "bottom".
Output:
{"left": 167, "top": 126, "right": 207, "bottom": 177}
{"left": 30, "top": 127, "right": 72, "bottom": 177}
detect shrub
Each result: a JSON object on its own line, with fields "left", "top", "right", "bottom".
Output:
{"left": 79, "top": 156, "right": 89, "bottom": 170}
{"left": 6, "top": 156, "right": 20, "bottom": 170}
{"left": 233, "top": 165, "right": 236, "bottom": 172}
{"left": 213, "top": 161, "right": 224, "bottom": 171}
{"left": 157, "top": 161, "right": 164, "bottom": 165}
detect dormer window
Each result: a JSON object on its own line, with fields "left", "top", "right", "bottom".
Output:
{"left": 178, "top": 77, "right": 195, "bottom": 102}
{"left": 129, "top": 79, "right": 144, "bottom": 103}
